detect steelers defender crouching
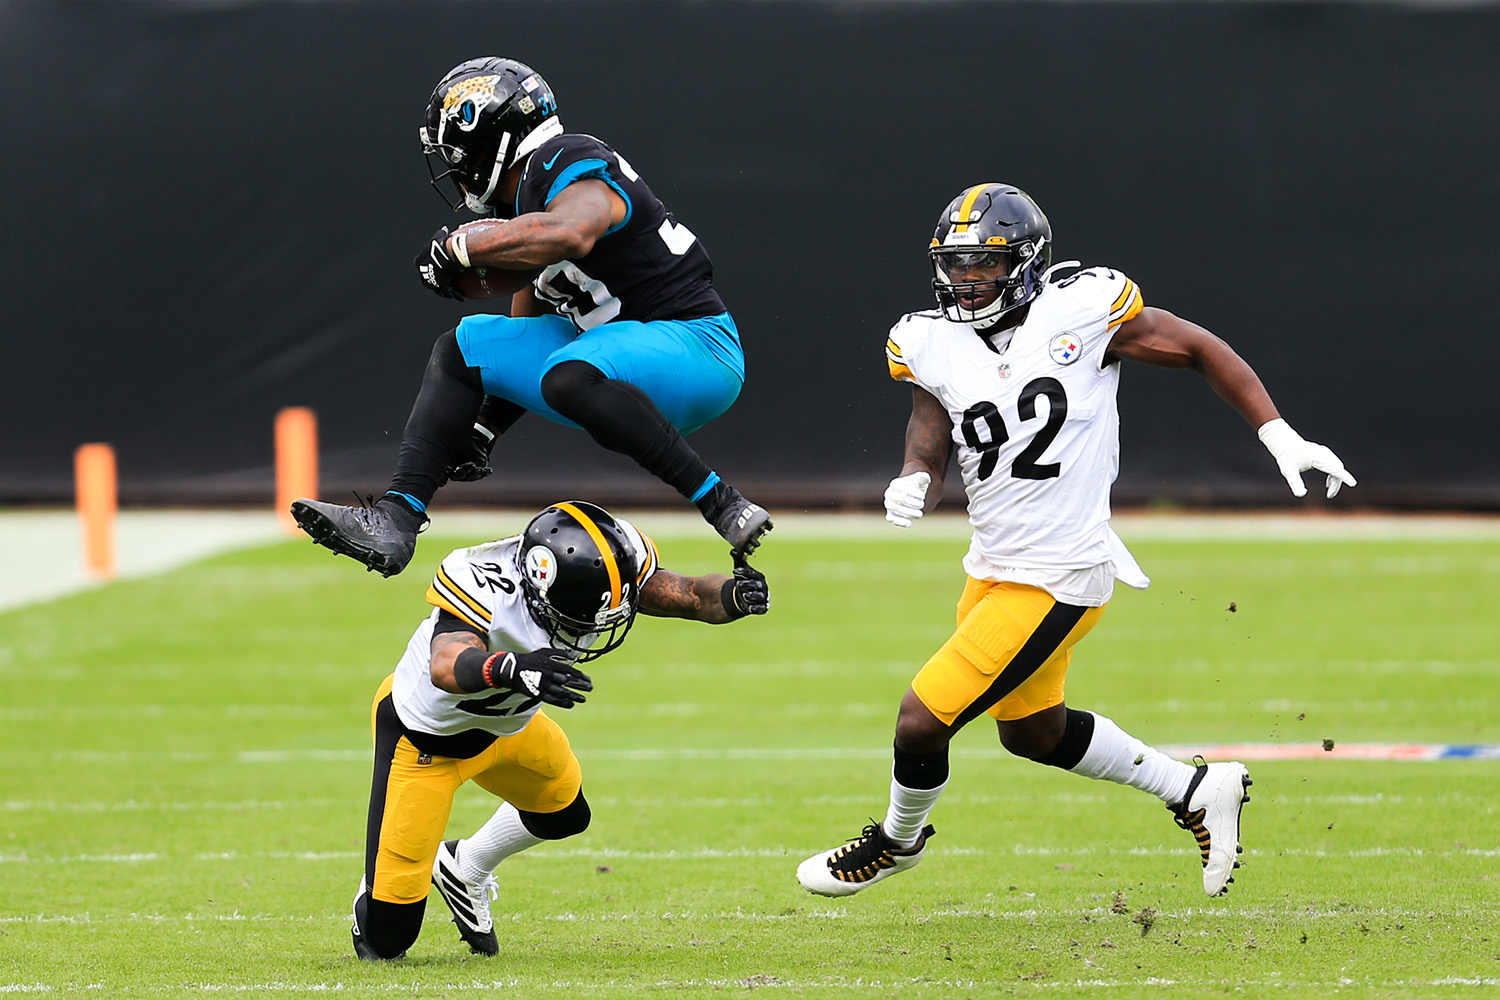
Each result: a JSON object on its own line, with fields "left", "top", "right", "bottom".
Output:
{"left": 352, "top": 500, "right": 768, "bottom": 960}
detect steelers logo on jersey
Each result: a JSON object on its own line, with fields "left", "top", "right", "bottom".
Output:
{"left": 1049, "top": 332, "right": 1083, "bottom": 366}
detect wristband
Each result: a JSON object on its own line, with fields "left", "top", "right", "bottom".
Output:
{"left": 450, "top": 231, "right": 472, "bottom": 269}
{"left": 452, "top": 646, "right": 500, "bottom": 692}
{"left": 721, "top": 578, "right": 746, "bottom": 621}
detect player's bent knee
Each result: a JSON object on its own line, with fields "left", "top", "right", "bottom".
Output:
{"left": 518, "top": 792, "right": 591, "bottom": 840}
{"left": 539, "top": 360, "right": 605, "bottom": 413}
{"left": 894, "top": 690, "right": 951, "bottom": 754}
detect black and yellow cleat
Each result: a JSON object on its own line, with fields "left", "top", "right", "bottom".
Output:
{"left": 796, "top": 821, "right": 934, "bottom": 897}
{"left": 1170, "top": 758, "right": 1252, "bottom": 896}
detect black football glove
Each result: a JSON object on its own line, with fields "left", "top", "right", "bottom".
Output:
{"left": 415, "top": 226, "right": 464, "bottom": 300}
{"left": 722, "top": 552, "right": 770, "bottom": 619}
{"left": 489, "top": 648, "right": 593, "bottom": 709}
{"left": 446, "top": 421, "right": 497, "bottom": 483}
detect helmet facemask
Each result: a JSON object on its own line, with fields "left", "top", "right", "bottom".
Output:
{"left": 931, "top": 238, "right": 1048, "bottom": 330}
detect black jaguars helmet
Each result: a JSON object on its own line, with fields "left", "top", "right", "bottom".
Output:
{"left": 516, "top": 501, "right": 642, "bottom": 662}
{"left": 930, "top": 183, "right": 1052, "bottom": 330}
{"left": 420, "top": 56, "right": 563, "bottom": 214}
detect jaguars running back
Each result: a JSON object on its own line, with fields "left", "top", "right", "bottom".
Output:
{"left": 798, "top": 182, "right": 1354, "bottom": 901}
{"left": 291, "top": 57, "right": 770, "bottom": 581}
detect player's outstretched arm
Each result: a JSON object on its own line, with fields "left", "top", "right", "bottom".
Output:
{"left": 639, "top": 558, "right": 770, "bottom": 624}
{"left": 1108, "top": 307, "right": 1356, "bottom": 498}
{"left": 886, "top": 387, "right": 954, "bottom": 528}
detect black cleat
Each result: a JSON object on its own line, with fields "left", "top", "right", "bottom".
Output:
{"left": 431, "top": 840, "right": 499, "bottom": 956}
{"left": 290, "top": 496, "right": 428, "bottom": 578}
{"left": 700, "top": 484, "right": 773, "bottom": 557}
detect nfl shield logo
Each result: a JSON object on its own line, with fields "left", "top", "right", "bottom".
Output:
{"left": 1049, "top": 333, "right": 1083, "bottom": 365}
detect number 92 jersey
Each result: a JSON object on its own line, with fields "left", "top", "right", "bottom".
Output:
{"left": 390, "top": 518, "right": 659, "bottom": 739}
{"left": 513, "top": 133, "right": 726, "bottom": 330}
{"left": 886, "top": 265, "right": 1149, "bottom": 604}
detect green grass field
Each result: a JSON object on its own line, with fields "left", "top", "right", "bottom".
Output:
{"left": 2, "top": 515, "right": 1498, "bottom": 998}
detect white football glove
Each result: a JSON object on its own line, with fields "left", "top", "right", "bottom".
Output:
{"left": 884, "top": 471, "right": 931, "bottom": 528}
{"left": 1257, "top": 418, "right": 1357, "bottom": 499}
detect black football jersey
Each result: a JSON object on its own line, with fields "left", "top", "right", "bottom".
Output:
{"left": 509, "top": 133, "right": 725, "bottom": 329}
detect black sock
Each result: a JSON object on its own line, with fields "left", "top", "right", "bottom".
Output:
{"left": 1034, "top": 709, "right": 1097, "bottom": 771}
{"left": 892, "top": 741, "right": 950, "bottom": 790}
{"left": 386, "top": 330, "right": 485, "bottom": 507}
{"left": 539, "top": 360, "right": 716, "bottom": 500}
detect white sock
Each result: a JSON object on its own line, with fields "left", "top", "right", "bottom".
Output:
{"left": 1070, "top": 712, "right": 1194, "bottom": 805}
{"left": 881, "top": 776, "right": 948, "bottom": 848}
{"left": 457, "top": 802, "right": 543, "bottom": 883}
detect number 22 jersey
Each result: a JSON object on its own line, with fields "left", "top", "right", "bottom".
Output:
{"left": 886, "top": 265, "right": 1151, "bottom": 606}
{"left": 390, "top": 518, "right": 659, "bottom": 739}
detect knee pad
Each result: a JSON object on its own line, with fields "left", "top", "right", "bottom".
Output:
{"left": 519, "top": 791, "right": 591, "bottom": 840}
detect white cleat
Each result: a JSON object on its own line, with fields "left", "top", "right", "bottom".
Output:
{"left": 1170, "top": 759, "right": 1252, "bottom": 896}
{"left": 431, "top": 839, "right": 499, "bottom": 955}
{"left": 796, "top": 822, "right": 934, "bottom": 897}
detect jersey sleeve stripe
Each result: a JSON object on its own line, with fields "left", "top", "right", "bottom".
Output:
{"left": 425, "top": 584, "right": 489, "bottom": 632}
{"left": 889, "top": 358, "right": 915, "bottom": 383}
{"left": 554, "top": 501, "right": 623, "bottom": 610}
{"left": 434, "top": 565, "right": 491, "bottom": 621}
{"left": 636, "top": 532, "right": 659, "bottom": 585}
{"left": 1109, "top": 279, "right": 1136, "bottom": 315}
{"left": 1108, "top": 283, "right": 1144, "bottom": 327}
{"left": 886, "top": 337, "right": 905, "bottom": 360}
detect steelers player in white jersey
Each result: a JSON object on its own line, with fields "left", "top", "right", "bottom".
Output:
{"left": 351, "top": 500, "right": 768, "bottom": 961}
{"left": 797, "top": 183, "right": 1354, "bottom": 900}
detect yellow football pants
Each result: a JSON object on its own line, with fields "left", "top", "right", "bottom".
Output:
{"left": 365, "top": 674, "right": 582, "bottom": 904}
{"left": 911, "top": 578, "right": 1106, "bottom": 727}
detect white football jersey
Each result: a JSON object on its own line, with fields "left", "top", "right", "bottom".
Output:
{"left": 886, "top": 264, "right": 1151, "bottom": 606}
{"left": 391, "top": 518, "right": 659, "bottom": 738}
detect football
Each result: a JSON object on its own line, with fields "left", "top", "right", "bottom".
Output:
{"left": 451, "top": 266, "right": 541, "bottom": 300}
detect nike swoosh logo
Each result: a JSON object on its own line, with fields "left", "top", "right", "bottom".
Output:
{"left": 543, "top": 149, "right": 563, "bottom": 170}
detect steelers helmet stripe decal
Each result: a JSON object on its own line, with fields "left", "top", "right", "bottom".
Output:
{"left": 553, "top": 502, "right": 623, "bottom": 609}
{"left": 953, "top": 183, "right": 1000, "bottom": 234}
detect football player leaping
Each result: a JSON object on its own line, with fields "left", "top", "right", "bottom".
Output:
{"left": 293, "top": 57, "right": 770, "bottom": 578}
{"left": 351, "top": 500, "right": 768, "bottom": 961}
{"left": 797, "top": 183, "right": 1354, "bottom": 900}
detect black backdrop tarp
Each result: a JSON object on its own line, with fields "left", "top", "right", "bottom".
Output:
{"left": 3, "top": 0, "right": 1498, "bottom": 510}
